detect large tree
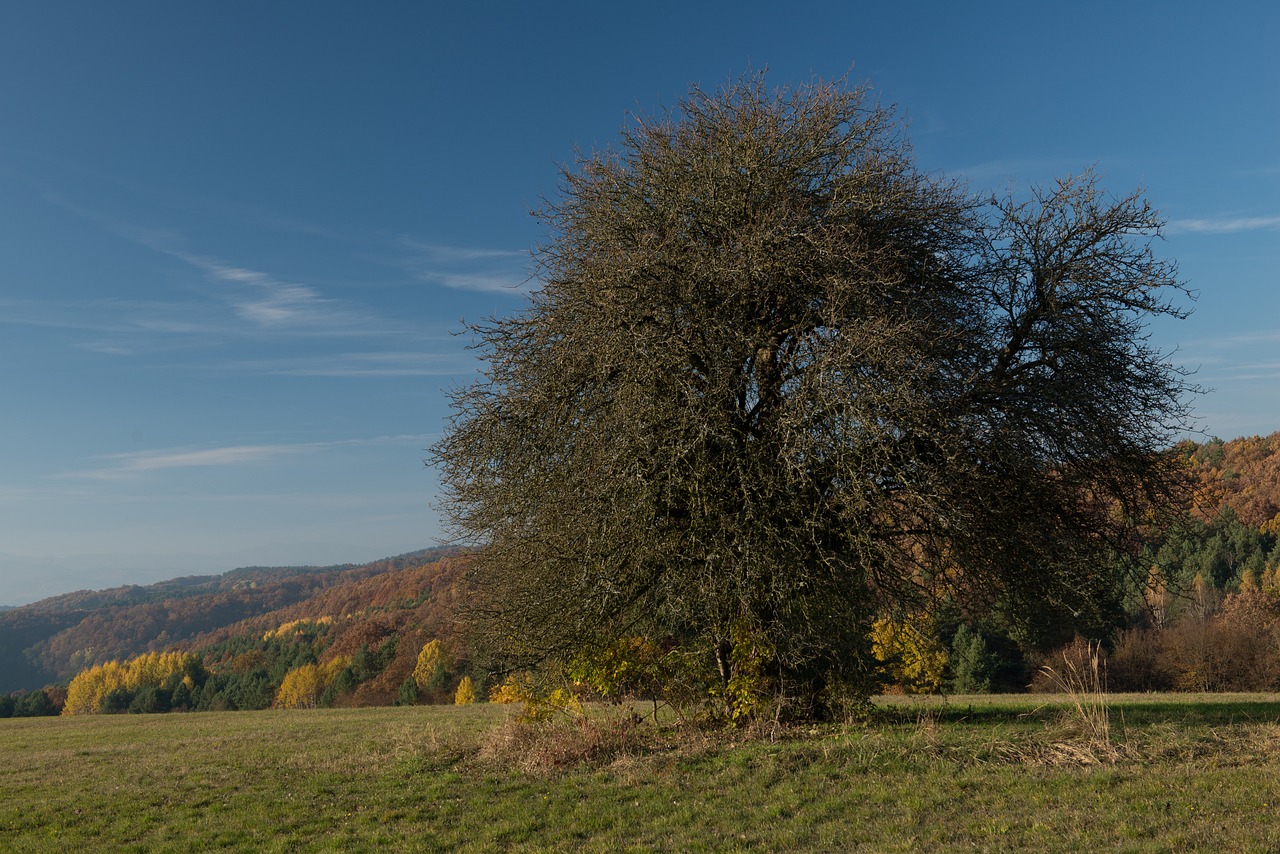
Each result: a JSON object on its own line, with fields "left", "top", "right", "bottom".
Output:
{"left": 432, "top": 73, "right": 1193, "bottom": 715}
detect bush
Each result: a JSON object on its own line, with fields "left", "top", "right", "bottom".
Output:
{"left": 1028, "top": 637, "right": 1104, "bottom": 694}
{"left": 478, "top": 713, "right": 647, "bottom": 774}
{"left": 1107, "top": 628, "right": 1173, "bottom": 692}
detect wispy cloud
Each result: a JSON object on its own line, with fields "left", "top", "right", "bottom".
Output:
{"left": 100, "top": 445, "right": 302, "bottom": 476}
{"left": 0, "top": 297, "right": 134, "bottom": 333}
{"left": 0, "top": 297, "right": 233, "bottom": 344}
{"left": 408, "top": 243, "right": 525, "bottom": 264}
{"left": 0, "top": 296, "right": 285, "bottom": 356}
{"left": 31, "top": 189, "right": 389, "bottom": 335}
{"left": 1194, "top": 362, "right": 1280, "bottom": 383}
{"left": 1168, "top": 215, "right": 1280, "bottom": 235}
{"left": 225, "top": 351, "right": 472, "bottom": 377}
{"left": 61, "top": 435, "right": 431, "bottom": 480}
{"left": 948, "top": 156, "right": 1091, "bottom": 185}
{"left": 1190, "top": 328, "right": 1280, "bottom": 350}
{"left": 399, "top": 239, "right": 530, "bottom": 293}
{"left": 165, "top": 249, "right": 377, "bottom": 330}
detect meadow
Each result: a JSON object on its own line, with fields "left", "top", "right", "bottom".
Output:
{"left": 4, "top": 695, "right": 1280, "bottom": 851}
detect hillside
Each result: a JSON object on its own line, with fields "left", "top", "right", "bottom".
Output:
{"left": 0, "top": 547, "right": 460, "bottom": 693}
{"left": 182, "top": 554, "right": 470, "bottom": 710}
{"left": 13, "top": 431, "right": 1280, "bottom": 709}
{"left": 1183, "top": 433, "right": 1280, "bottom": 531}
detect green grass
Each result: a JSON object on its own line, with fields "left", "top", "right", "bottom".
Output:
{"left": 5, "top": 696, "right": 1280, "bottom": 850}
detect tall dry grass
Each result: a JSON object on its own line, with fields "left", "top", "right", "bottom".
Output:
{"left": 1036, "top": 639, "right": 1125, "bottom": 763}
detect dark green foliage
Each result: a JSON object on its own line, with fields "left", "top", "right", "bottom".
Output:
{"left": 376, "top": 636, "right": 399, "bottom": 671}
{"left": 195, "top": 670, "right": 276, "bottom": 712}
{"left": 347, "top": 636, "right": 398, "bottom": 684}
{"left": 425, "top": 663, "right": 450, "bottom": 692}
{"left": 0, "top": 694, "right": 14, "bottom": 718}
{"left": 226, "top": 670, "right": 275, "bottom": 711}
{"left": 169, "top": 680, "right": 193, "bottom": 711}
{"left": 101, "top": 687, "right": 134, "bottom": 715}
{"left": 1152, "top": 509, "right": 1269, "bottom": 591}
{"left": 434, "top": 72, "right": 1194, "bottom": 717}
{"left": 948, "top": 625, "right": 995, "bottom": 694}
{"left": 12, "top": 689, "right": 55, "bottom": 717}
{"left": 129, "top": 685, "right": 172, "bottom": 714}
{"left": 350, "top": 645, "right": 375, "bottom": 682}
{"left": 395, "top": 677, "right": 419, "bottom": 706}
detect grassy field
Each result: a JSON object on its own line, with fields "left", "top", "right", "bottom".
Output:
{"left": 4, "top": 695, "right": 1280, "bottom": 851}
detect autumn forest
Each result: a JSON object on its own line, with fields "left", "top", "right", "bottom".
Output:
{"left": 1, "top": 432, "right": 1279, "bottom": 718}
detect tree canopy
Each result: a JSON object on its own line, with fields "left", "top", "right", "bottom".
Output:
{"left": 432, "top": 73, "right": 1194, "bottom": 717}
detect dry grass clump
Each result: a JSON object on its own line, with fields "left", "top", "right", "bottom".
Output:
{"left": 476, "top": 704, "right": 788, "bottom": 775}
{"left": 478, "top": 711, "right": 657, "bottom": 774}
{"left": 1032, "top": 638, "right": 1130, "bottom": 764}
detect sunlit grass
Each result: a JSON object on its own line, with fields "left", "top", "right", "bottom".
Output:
{"left": 3, "top": 696, "right": 1280, "bottom": 850}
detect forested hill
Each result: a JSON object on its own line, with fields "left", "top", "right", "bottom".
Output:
{"left": 0, "top": 547, "right": 461, "bottom": 693}
{"left": 10, "top": 433, "right": 1280, "bottom": 702}
{"left": 1183, "top": 434, "right": 1280, "bottom": 531}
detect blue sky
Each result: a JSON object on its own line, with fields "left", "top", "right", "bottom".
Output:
{"left": 0, "top": 2, "right": 1276, "bottom": 604}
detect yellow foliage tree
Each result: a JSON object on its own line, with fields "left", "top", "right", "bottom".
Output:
{"left": 871, "top": 613, "right": 948, "bottom": 694}
{"left": 274, "top": 656, "right": 350, "bottom": 710}
{"left": 454, "top": 676, "right": 476, "bottom": 705}
{"left": 263, "top": 617, "right": 333, "bottom": 641}
{"left": 63, "top": 651, "right": 201, "bottom": 715}
{"left": 413, "top": 640, "right": 445, "bottom": 690}
{"left": 63, "top": 661, "right": 128, "bottom": 715}
{"left": 124, "top": 652, "right": 199, "bottom": 691}
{"left": 275, "top": 664, "right": 324, "bottom": 710}
{"left": 489, "top": 673, "right": 530, "bottom": 705}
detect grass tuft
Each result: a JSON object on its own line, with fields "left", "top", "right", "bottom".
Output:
{"left": 479, "top": 708, "right": 654, "bottom": 774}
{"left": 1035, "top": 639, "right": 1126, "bottom": 764}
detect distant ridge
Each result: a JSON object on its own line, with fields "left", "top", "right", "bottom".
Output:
{"left": 0, "top": 546, "right": 463, "bottom": 693}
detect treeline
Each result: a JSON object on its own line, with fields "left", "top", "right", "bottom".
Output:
{"left": 0, "top": 688, "right": 60, "bottom": 718}
{"left": 875, "top": 435, "right": 1280, "bottom": 695}
{"left": 1054, "top": 438, "right": 1280, "bottom": 692}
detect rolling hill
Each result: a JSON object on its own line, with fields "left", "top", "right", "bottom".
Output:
{"left": 0, "top": 546, "right": 463, "bottom": 693}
